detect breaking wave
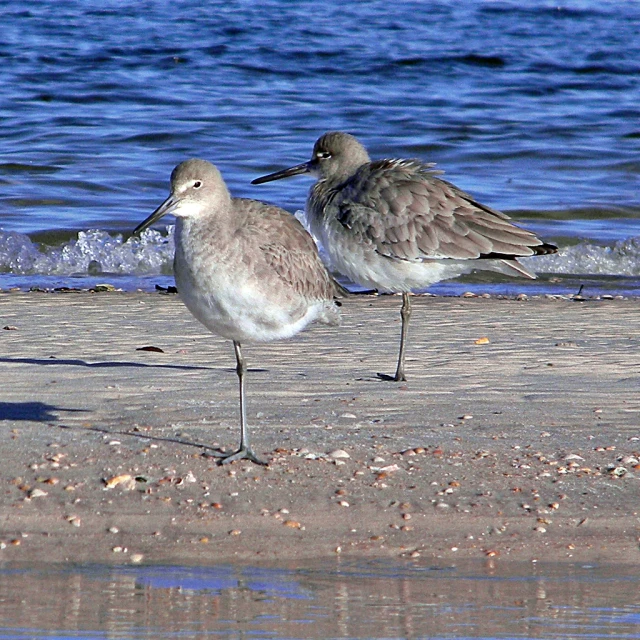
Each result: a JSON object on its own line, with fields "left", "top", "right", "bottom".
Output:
{"left": 2, "top": 225, "right": 640, "bottom": 289}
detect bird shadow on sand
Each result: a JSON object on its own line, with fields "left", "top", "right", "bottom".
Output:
{"left": 54, "top": 422, "right": 227, "bottom": 459}
{"left": 0, "top": 357, "right": 268, "bottom": 374}
{"left": 0, "top": 356, "right": 211, "bottom": 371}
{"left": 0, "top": 401, "right": 88, "bottom": 422}
{"left": 0, "top": 398, "right": 230, "bottom": 462}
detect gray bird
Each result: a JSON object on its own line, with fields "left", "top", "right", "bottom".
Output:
{"left": 135, "top": 159, "right": 342, "bottom": 464}
{"left": 252, "top": 132, "right": 557, "bottom": 381}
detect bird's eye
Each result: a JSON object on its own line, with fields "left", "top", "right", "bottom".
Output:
{"left": 316, "top": 150, "right": 332, "bottom": 160}
{"left": 193, "top": 180, "right": 202, "bottom": 189}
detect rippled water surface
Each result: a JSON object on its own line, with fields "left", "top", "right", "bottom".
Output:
{"left": 1, "top": 560, "right": 639, "bottom": 639}
{"left": 1, "top": 0, "right": 639, "bottom": 292}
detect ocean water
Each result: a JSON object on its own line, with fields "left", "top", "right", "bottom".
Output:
{"left": 0, "top": 0, "right": 639, "bottom": 293}
{"left": 1, "top": 560, "right": 640, "bottom": 639}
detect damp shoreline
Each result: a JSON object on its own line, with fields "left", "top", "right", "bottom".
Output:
{"left": 1, "top": 291, "right": 638, "bottom": 565}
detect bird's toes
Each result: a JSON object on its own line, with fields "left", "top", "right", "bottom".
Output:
{"left": 376, "top": 371, "right": 407, "bottom": 382}
{"left": 220, "top": 447, "right": 269, "bottom": 466}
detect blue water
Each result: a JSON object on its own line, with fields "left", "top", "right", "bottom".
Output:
{"left": 1, "top": 0, "right": 639, "bottom": 291}
{"left": 1, "top": 561, "right": 639, "bottom": 639}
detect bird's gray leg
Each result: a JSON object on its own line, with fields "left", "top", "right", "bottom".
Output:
{"left": 221, "top": 341, "right": 268, "bottom": 465}
{"left": 394, "top": 293, "right": 411, "bottom": 382}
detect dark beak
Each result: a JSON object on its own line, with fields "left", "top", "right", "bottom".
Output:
{"left": 251, "top": 161, "right": 311, "bottom": 185}
{"left": 133, "top": 194, "right": 179, "bottom": 235}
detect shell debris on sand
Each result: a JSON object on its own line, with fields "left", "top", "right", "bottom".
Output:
{"left": 1, "top": 292, "right": 640, "bottom": 564}
{"left": 103, "top": 474, "right": 136, "bottom": 490}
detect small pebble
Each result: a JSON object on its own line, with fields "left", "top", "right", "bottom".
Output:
{"left": 104, "top": 474, "right": 136, "bottom": 490}
{"left": 608, "top": 466, "right": 627, "bottom": 477}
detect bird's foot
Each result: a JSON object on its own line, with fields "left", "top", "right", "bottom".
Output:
{"left": 219, "top": 446, "right": 269, "bottom": 466}
{"left": 376, "top": 372, "right": 407, "bottom": 382}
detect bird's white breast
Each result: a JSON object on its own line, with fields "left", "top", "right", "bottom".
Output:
{"left": 174, "top": 221, "right": 327, "bottom": 343}
{"left": 310, "top": 213, "right": 472, "bottom": 292}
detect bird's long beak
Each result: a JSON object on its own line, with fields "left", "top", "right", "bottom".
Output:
{"left": 133, "top": 194, "right": 179, "bottom": 235}
{"left": 251, "top": 161, "right": 311, "bottom": 185}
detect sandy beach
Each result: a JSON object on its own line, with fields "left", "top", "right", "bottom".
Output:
{"left": 1, "top": 290, "right": 638, "bottom": 565}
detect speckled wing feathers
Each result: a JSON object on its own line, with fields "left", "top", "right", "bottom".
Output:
{"left": 327, "top": 159, "right": 550, "bottom": 263}
{"left": 238, "top": 199, "right": 340, "bottom": 302}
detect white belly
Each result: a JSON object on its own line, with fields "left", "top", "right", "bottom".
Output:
{"left": 174, "top": 238, "right": 324, "bottom": 344}
{"left": 311, "top": 217, "right": 472, "bottom": 292}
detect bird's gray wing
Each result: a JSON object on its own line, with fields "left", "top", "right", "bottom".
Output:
{"left": 334, "top": 159, "right": 551, "bottom": 262}
{"left": 240, "top": 200, "right": 342, "bottom": 301}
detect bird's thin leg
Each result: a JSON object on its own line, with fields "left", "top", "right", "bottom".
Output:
{"left": 221, "top": 341, "right": 268, "bottom": 465}
{"left": 394, "top": 293, "right": 411, "bottom": 382}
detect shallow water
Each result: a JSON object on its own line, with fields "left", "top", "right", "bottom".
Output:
{"left": 0, "top": 560, "right": 639, "bottom": 639}
{"left": 0, "top": 0, "right": 639, "bottom": 293}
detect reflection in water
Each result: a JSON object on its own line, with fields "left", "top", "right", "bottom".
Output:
{"left": 0, "top": 560, "right": 639, "bottom": 639}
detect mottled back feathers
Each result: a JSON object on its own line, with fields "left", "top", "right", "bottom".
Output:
{"left": 311, "top": 157, "right": 555, "bottom": 264}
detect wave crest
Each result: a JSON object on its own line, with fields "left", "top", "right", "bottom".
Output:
{"left": 3, "top": 227, "right": 640, "bottom": 279}
{"left": 0, "top": 228, "right": 175, "bottom": 276}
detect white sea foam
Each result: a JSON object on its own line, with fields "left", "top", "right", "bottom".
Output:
{"left": 2, "top": 226, "right": 640, "bottom": 281}
{"left": 521, "top": 237, "right": 640, "bottom": 277}
{"left": 0, "top": 228, "right": 175, "bottom": 276}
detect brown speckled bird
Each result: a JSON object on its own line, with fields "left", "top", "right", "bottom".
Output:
{"left": 135, "top": 159, "right": 342, "bottom": 465}
{"left": 253, "top": 132, "right": 557, "bottom": 381}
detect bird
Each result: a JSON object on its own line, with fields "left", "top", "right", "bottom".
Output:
{"left": 134, "top": 159, "right": 343, "bottom": 465}
{"left": 252, "top": 131, "right": 558, "bottom": 381}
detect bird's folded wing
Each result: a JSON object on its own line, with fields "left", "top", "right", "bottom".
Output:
{"left": 335, "top": 160, "right": 551, "bottom": 262}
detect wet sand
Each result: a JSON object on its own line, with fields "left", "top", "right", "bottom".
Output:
{"left": 1, "top": 291, "right": 639, "bottom": 565}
